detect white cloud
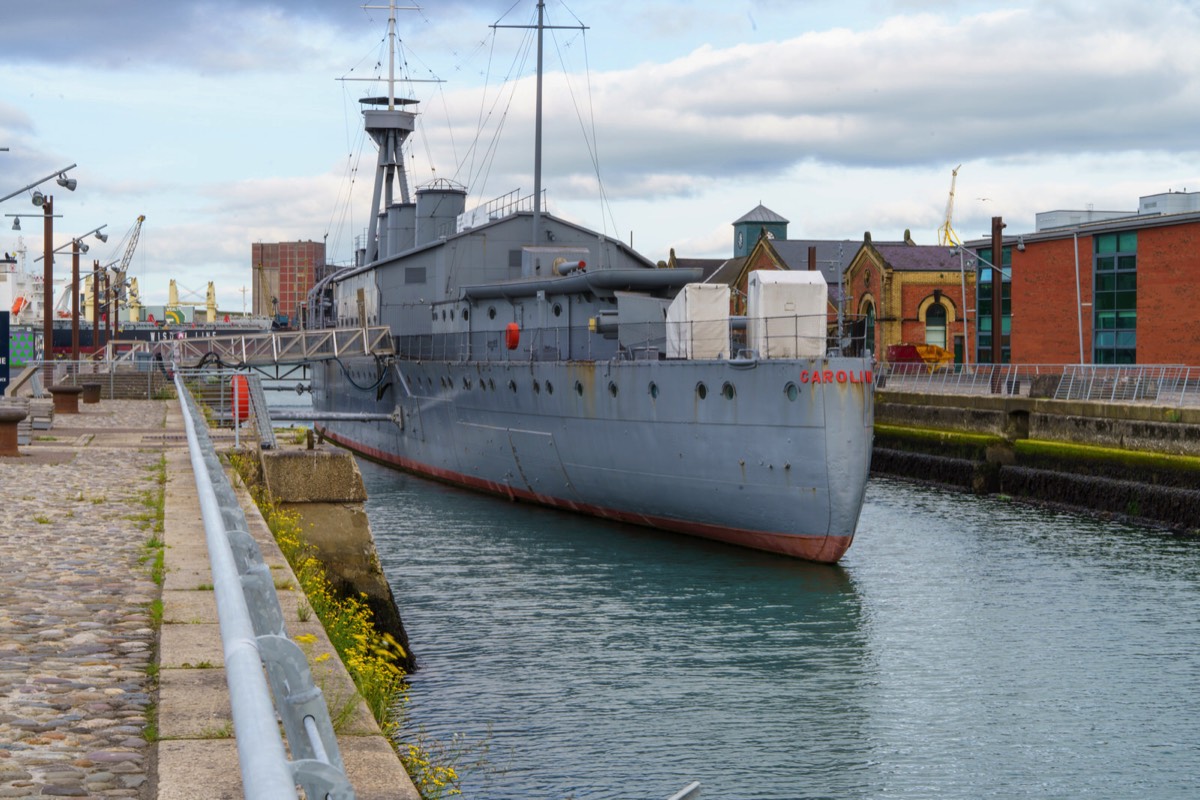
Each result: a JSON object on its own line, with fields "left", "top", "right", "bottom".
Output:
{"left": 3, "top": 0, "right": 1199, "bottom": 309}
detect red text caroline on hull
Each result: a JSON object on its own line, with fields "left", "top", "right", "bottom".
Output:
{"left": 798, "top": 369, "right": 873, "bottom": 385}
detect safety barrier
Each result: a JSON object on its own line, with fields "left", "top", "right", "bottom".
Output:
{"left": 176, "top": 373, "right": 355, "bottom": 799}
{"left": 879, "top": 362, "right": 1200, "bottom": 407}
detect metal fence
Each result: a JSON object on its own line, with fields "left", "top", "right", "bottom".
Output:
{"left": 8, "top": 358, "right": 172, "bottom": 400}
{"left": 881, "top": 362, "right": 1200, "bottom": 407}
{"left": 177, "top": 372, "right": 356, "bottom": 799}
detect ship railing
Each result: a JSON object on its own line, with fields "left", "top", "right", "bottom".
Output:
{"left": 878, "top": 362, "right": 1200, "bottom": 407}
{"left": 175, "top": 372, "right": 356, "bottom": 800}
{"left": 391, "top": 313, "right": 870, "bottom": 364}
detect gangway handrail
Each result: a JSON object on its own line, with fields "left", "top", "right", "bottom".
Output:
{"left": 176, "top": 372, "right": 356, "bottom": 799}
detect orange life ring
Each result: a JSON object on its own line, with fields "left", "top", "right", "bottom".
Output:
{"left": 505, "top": 322, "right": 520, "bottom": 350}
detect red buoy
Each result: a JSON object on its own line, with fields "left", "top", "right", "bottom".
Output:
{"left": 505, "top": 322, "right": 520, "bottom": 350}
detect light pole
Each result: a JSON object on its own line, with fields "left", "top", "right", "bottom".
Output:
{"left": 0, "top": 164, "right": 77, "bottom": 205}
{"left": 2, "top": 164, "right": 79, "bottom": 371}
{"left": 43, "top": 197, "right": 54, "bottom": 371}
{"left": 32, "top": 226, "right": 108, "bottom": 360}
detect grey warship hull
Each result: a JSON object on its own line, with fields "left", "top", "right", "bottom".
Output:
{"left": 314, "top": 353, "right": 873, "bottom": 562}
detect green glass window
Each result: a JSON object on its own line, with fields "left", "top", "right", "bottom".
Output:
{"left": 1093, "top": 232, "right": 1136, "bottom": 364}
{"left": 975, "top": 246, "right": 1012, "bottom": 363}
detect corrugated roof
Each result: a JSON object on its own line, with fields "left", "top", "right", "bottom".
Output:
{"left": 733, "top": 204, "right": 789, "bottom": 225}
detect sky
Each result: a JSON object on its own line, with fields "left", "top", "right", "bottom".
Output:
{"left": 2, "top": 0, "right": 1198, "bottom": 312}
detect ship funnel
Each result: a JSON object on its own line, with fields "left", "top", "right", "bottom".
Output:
{"left": 415, "top": 179, "right": 467, "bottom": 247}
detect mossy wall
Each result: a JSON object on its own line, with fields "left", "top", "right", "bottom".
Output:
{"left": 874, "top": 391, "right": 1200, "bottom": 531}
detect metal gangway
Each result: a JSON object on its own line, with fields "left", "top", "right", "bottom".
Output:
{"left": 176, "top": 372, "right": 357, "bottom": 799}
{"left": 108, "top": 326, "right": 394, "bottom": 369}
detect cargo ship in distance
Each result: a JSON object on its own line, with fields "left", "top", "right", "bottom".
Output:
{"left": 307, "top": 1, "right": 875, "bottom": 562}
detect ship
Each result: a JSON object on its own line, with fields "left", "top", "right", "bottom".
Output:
{"left": 306, "top": 1, "right": 875, "bottom": 562}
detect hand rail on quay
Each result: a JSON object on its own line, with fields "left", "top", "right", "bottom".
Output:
{"left": 175, "top": 373, "right": 356, "bottom": 800}
{"left": 877, "top": 362, "right": 1200, "bottom": 408}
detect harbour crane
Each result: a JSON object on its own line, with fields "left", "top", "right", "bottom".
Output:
{"left": 110, "top": 214, "right": 146, "bottom": 303}
{"left": 937, "top": 165, "right": 962, "bottom": 247}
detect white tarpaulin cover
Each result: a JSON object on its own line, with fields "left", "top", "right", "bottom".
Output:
{"left": 746, "top": 270, "right": 827, "bottom": 358}
{"left": 665, "top": 283, "right": 730, "bottom": 358}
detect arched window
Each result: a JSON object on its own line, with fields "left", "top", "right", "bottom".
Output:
{"left": 925, "top": 303, "right": 947, "bottom": 349}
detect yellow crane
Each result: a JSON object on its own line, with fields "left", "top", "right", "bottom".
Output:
{"left": 937, "top": 165, "right": 962, "bottom": 247}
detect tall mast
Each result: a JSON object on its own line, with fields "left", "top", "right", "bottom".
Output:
{"left": 494, "top": 2, "right": 586, "bottom": 247}
{"left": 352, "top": 1, "right": 427, "bottom": 264}
{"left": 533, "top": 0, "right": 545, "bottom": 246}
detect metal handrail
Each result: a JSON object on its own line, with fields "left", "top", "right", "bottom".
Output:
{"left": 176, "top": 373, "right": 355, "bottom": 799}
{"left": 877, "top": 362, "right": 1200, "bottom": 407}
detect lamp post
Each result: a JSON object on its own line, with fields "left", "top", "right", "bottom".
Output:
{"left": 2, "top": 164, "right": 78, "bottom": 373}
{"left": 0, "top": 164, "right": 77, "bottom": 205}
{"left": 31, "top": 225, "right": 108, "bottom": 360}
{"left": 43, "top": 196, "right": 54, "bottom": 373}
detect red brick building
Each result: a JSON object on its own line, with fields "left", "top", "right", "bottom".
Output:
{"left": 251, "top": 240, "right": 325, "bottom": 328}
{"left": 966, "top": 191, "right": 1200, "bottom": 365}
{"left": 844, "top": 232, "right": 976, "bottom": 363}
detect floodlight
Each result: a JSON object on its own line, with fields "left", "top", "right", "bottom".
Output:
{"left": 95, "top": 231, "right": 108, "bottom": 243}
{"left": 57, "top": 174, "right": 77, "bottom": 191}
{"left": 31, "top": 190, "right": 45, "bottom": 207}
{"left": 11, "top": 217, "right": 19, "bottom": 231}
{"left": 78, "top": 241, "right": 89, "bottom": 254}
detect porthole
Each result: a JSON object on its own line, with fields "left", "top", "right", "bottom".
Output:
{"left": 462, "top": 308, "right": 469, "bottom": 321}
{"left": 722, "top": 382, "right": 736, "bottom": 400}
{"left": 575, "top": 381, "right": 584, "bottom": 396}
{"left": 553, "top": 303, "right": 563, "bottom": 317}
{"left": 432, "top": 310, "right": 438, "bottom": 321}
{"left": 785, "top": 382, "right": 799, "bottom": 401}
{"left": 546, "top": 381, "right": 554, "bottom": 395}
{"left": 463, "top": 376, "right": 472, "bottom": 390}
{"left": 488, "top": 306, "right": 497, "bottom": 320}
{"left": 649, "top": 381, "right": 659, "bottom": 399}
{"left": 450, "top": 309, "right": 455, "bottom": 320}
{"left": 608, "top": 381, "right": 618, "bottom": 397}
{"left": 533, "top": 380, "right": 541, "bottom": 394}
{"left": 489, "top": 378, "right": 496, "bottom": 391}
{"left": 441, "top": 309, "right": 447, "bottom": 321}
{"left": 508, "top": 380, "right": 517, "bottom": 393}
{"left": 696, "top": 383, "right": 708, "bottom": 400}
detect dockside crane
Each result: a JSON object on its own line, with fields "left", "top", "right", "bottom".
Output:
{"left": 937, "top": 165, "right": 962, "bottom": 247}
{"left": 110, "top": 214, "right": 146, "bottom": 303}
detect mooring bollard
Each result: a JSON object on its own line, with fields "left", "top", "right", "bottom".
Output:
{"left": 49, "top": 385, "right": 84, "bottom": 414}
{"left": 0, "top": 407, "right": 28, "bottom": 457}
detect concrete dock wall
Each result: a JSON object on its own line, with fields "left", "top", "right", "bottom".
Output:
{"left": 874, "top": 390, "right": 1200, "bottom": 531}
{"left": 257, "top": 446, "right": 415, "bottom": 672}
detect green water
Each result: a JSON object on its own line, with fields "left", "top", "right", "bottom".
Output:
{"left": 361, "top": 463, "right": 1200, "bottom": 799}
